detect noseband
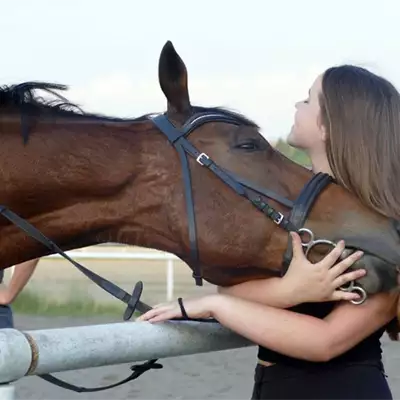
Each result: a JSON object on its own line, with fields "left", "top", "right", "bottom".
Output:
{"left": 151, "top": 111, "right": 367, "bottom": 305}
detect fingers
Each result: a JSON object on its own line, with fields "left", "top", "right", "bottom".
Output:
{"left": 143, "top": 310, "right": 178, "bottom": 323}
{"left": 317, "top": 240, "right": 346, "bottom": 268}
{"left": 329, "top": 250, "right": 364, "bottom": 278}
{"left": 333, "top": 268, "right": 366, "bottom": 289}
{"left": 330, "top": 290, "right": 362, "bottom": 302}
{"left": 137, "top": 305, "right": 180, "bottom": 322}
{"left": 290, "top": 231, "right": 305, "bottom": 260}
{"left": 136, "top": 309, "right": 158, "bottom": 321}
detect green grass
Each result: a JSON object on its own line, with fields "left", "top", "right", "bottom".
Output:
{"left": 274, "top": 139, "right": 312, "bottom": 168}
{"left": 12, "top": 289, "right": 130, "bottom": 317}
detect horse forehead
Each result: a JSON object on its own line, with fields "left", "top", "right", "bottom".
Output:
{"left": 194, "top": 121, "right": 252, "bottom": 140}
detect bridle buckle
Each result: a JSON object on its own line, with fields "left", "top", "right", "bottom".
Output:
{"left": 274, "top": 212, "right": 284, "bottom": 225}
{"left": 196, "top": 152, "right": 209, "bottom": 166}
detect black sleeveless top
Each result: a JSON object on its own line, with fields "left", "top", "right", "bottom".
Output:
{"left": 257, "top": 301, "right": 386, "bottom": 367}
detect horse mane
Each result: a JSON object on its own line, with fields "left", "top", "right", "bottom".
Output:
{"left": 0, "top": 81, "right": 143, "bottom": 121}
{"left": 0, "top": 81, "right": 259, "bottom": 142}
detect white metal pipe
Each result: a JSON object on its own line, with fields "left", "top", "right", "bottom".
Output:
{"left": 0, "top": 321, "right": 252, "bottom": 384}
{"left": 0, "top": 329, "right": 32, "bottom": 383}
{"left": 0, "top": 385, "right": 14, "bottom": 400}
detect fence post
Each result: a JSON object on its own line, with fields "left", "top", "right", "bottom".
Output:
{"left": 0, "top": 385, "right": 14, "bottom": 400}
{"left": 166, "top": 259, "right": 174, "bottom": 301}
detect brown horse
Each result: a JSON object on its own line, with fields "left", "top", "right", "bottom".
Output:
{"left": 0, "top": 40, "right": 399, "bottom": 302}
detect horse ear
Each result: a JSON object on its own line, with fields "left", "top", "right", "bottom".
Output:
{"left": 158, "top": 41, "right": 191, "bottom": 115}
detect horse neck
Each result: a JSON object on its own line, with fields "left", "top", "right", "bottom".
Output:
{"left": 0, "top": 115, "right": 156, "bottom": 267}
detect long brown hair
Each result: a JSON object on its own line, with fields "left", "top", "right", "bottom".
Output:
{"left": 319, "top": 65, "right": 400, "bottom": 219}
{"left": 319, "top": 65, "right": 400, "bottom": 340}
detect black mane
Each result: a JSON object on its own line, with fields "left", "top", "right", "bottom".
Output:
{"left": 0, "top": 81, "right": 138, "bottom": 121}
{"left": 0, "top": 81, "right": 259, "bottom": 143}
{"left": 0, "top": 81, "right": 258, "bottom": 125}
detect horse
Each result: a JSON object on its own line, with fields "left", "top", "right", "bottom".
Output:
{"left": 0, "top": 40, "right": 399, "bottom": 308}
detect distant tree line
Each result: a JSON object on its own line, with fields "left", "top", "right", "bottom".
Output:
{"left": 273, "top": 138, "right": 311, "bottom": 168}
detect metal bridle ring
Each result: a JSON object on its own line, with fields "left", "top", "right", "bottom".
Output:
{"left": 297, "top": 228, "right": 314, "bottom": 247}
{"left": 339, "top": 280, "right": 355, "bottom": 292}
{"left": 304, "top": 238, "right": 337, "bottom": 256}
{"left": 349, "top": 285, "right": 368, "bottom": 305}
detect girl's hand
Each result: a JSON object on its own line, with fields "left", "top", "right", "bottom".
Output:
{"left": 284, "top": 232, "right": 366, "bottom": 304}
{"left": 136, "top": 295, "right": 216, "bottom": 323}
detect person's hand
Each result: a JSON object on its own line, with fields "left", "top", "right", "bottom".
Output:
{"left": 137, "top": 295, "right": 216, "bottom": 323}
{"left": 283, "top": 231, "right": 366, "bottom": 304}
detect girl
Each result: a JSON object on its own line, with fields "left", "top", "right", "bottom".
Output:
{"left": 138, "top": 65, "right": 400, "bottom": 399}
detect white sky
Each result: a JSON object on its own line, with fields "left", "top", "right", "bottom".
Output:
{"left": 2, "top": 0, "right": 399, "bottom": 140}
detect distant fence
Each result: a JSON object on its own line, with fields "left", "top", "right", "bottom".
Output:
{"left": 0, "top": 320, "right": 253, "bottom": 399}
{"left": 9, "top": 246, "right": 181, "bottom": 301}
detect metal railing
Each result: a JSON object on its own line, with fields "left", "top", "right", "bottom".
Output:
{"left": 0, "top": 320, "right": 253, "bottom": 399}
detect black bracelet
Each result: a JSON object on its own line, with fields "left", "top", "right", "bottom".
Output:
{"left": 177, "top": 297, "right": 189, "bottom": 319}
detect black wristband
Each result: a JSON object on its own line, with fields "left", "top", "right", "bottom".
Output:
{"left": 177, "top": 297, "right": 189, "bottom": 319}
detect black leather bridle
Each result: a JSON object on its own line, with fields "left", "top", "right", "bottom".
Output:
{"left": 0, "top": 110, "right": 367, "bottom": 392}
{"left": 151, "top": 111, "right": 334, "bottom": 282}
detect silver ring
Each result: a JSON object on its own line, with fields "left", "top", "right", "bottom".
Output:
{"left": 350, "top": 285, "right": 368, "bottom": 305}
{"left": 305, "top": 238, "right": 336, "bottom": 256}
{"left": 295, "top": 228, "right": 364, "bottom": 304}
{"left": 339, "top": 279, "right": 355, "bottom": 292}
{"left": 297, "top": 228, "right": 314, "bottom": 247}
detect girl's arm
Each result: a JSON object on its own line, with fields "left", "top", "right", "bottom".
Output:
{"left": 139, "top": 290, "right": 397, "bottom": 362}
{"left": 210, "top": 291, "right": 397, "bottom": 362}
{"left": 0, "top": 258, "right": 39, "bottom": 304}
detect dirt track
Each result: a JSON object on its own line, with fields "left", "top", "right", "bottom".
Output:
{"left": 10, "top": 314, "right": 400, "bottom": 400}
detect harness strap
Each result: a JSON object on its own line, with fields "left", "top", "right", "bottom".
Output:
{"left": 175, "top": 142, "right": 202, "bottom": 285}
{"left": 281, "top": 173, "right": 333, "bottom": 275}
{"left": 151, "top": 113, "right": 305, "bottom": 286}
{"left": 38, "top": 360, "right": 163, "bottom": 393}
{"left": 0, "top": 206, "right": 151, "bottom": 315}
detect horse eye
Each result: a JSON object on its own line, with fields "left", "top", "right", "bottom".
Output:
{"left": 235, "top": 140, "right": 260, "bottom": 151}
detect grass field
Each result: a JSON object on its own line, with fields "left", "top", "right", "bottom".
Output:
{"left": 12, "top": 289, "right": 127, "bottom": 317}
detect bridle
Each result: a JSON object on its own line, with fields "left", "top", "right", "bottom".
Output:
{"left": 152, "top": 111, "right": 297, "bottom": 284}
{"left": 0, "top": 109, "right": 368, "bottom": 393}
{"left": 150, "top": 111, "right": 367, "bottom": 303}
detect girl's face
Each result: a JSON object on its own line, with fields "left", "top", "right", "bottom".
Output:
{"left": 287, "top": 74, "right": 326, "bottom": 153}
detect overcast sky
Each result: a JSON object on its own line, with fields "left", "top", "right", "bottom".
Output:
{"left": 2, "top": 0, "right": 399, "bottom": 141}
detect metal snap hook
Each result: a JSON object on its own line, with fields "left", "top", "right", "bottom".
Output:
{"left": 349, "top": 285, "right": 368, "bottom": 305}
